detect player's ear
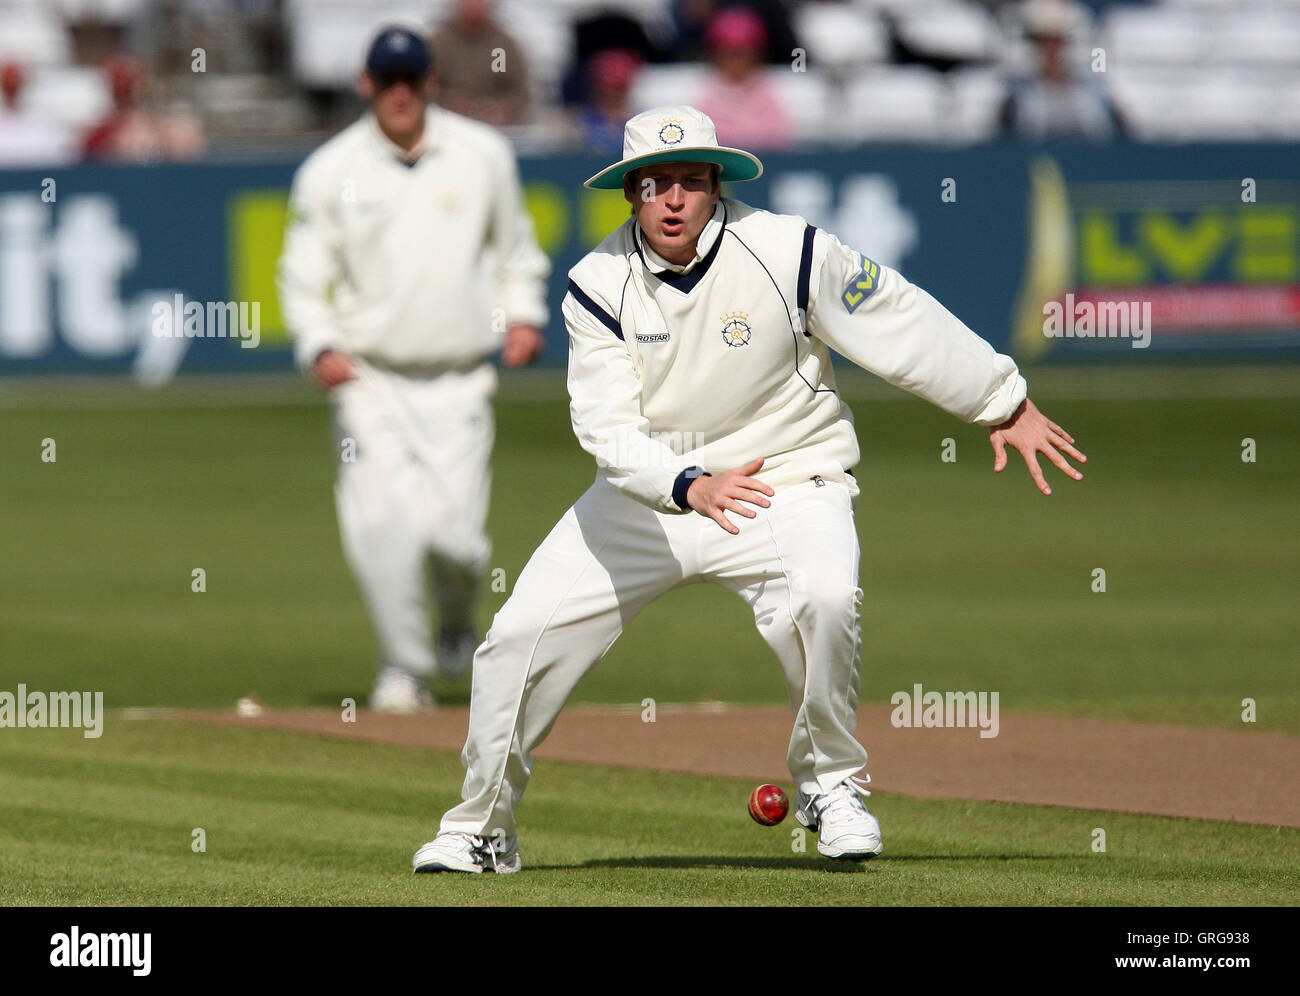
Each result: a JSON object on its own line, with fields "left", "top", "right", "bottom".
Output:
{"left": 357, "top": 70, "right": 375, "bottom": 101}
{"left": 422, "top": 69, "right": 438, "bottom": 102}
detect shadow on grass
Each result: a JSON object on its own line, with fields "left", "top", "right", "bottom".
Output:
{"left": 527, "top": 853, "right": 1072, "bottom": 872}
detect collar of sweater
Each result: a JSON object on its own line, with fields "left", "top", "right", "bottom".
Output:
{"left": 634, "top": 200, "right": 725, "bottom": 275}
{"left": 367, "top": 105, "right": 441, "bottom": 165}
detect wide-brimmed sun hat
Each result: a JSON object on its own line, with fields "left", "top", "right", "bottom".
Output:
{"left": 583, "top": 105, "right": 764, "bottom": 190}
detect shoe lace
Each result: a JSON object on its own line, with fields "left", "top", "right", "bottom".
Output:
{"left": 815, "top": 774, "right": 872, "bottom": 823}
{"left": 469, "top": 833, "right": 509, "bottom": 871}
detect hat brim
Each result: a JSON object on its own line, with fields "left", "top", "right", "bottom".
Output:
{"left": 584, "top": 147, "right": 763, "bottom": 189}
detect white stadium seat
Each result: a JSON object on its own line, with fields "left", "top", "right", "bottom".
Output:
{"left": 1212, "top": 10, "right": 1300, "bottom": 68}
{"left": 24, "top": 66, "right": 110, "bottom": 131}
{"left": 627, "top": 63, "right": 708, "bottom": 113}
{"left": 842, "top": 66, "right": 948, "bottom": 143}
{"left": 894, "top": 0, "right": 1000, "bottom": 62}
{"left": 793, "top": 2, "right": 889, "bottom": 75}
{"left": 287, "top": 0, "right": 434, "bottom": 88}
{"left": 764, "top": 67, "right": 834, "bottom": 144}
{"left": 1104, "top": 7, "right": 1207, "bottom": 68}
{"left": 948, "top": 67, "right": 1008, "bottom": 143}
{"left": 0, "top": 6, "right": 70, "bottom": 68}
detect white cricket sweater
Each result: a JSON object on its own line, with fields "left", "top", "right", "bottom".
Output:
{"left": 277, "top": 106, "right": 550, "bottom": 371}
{"left": 563, "top": 197, "right": 1027, "bottom": 512}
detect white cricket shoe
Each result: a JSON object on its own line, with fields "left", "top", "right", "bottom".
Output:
{"left": 795, "top": 775, "right": 884, "bottom": 860}
{"left": 370, "top": 667, "right": 434, "bottom": 713}
{"left": 434, "top": 627, "right": 478, "bottom": 682}
{"left": 412, "top": 831, "right": 521, "bottom": 874}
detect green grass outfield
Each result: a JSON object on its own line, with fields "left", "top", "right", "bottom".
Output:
{"left": 1, "top": 722, "right": 1295, "bottom": 906}
{"left": 1, "top": 364, "right": 1295, "bottom": 731}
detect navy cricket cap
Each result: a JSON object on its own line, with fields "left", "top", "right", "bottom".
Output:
{"left": 365, "top": 27, "right": 431, "bottom": 76}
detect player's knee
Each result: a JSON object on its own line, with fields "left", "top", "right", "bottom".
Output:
{"left": 794, "top": 577, "right": 862, "bottom": 623}
{"left": 482, "top": 598, "right": 550, "bottom": 656}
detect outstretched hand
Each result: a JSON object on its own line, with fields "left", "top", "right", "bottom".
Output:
{"left": 988, "top": 399, "right": 1087, "bottom": 496}
{"left": 686, "top": 458, "right": 774, "bottom": 535}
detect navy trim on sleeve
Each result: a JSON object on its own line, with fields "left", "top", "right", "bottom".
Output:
{"left": 796, "top": 223, "right": 816, "bottom": 337}
{"left": 672, "top": 466, "right": 709, "bottom": 511}
{"left": 567, "top": 279, "right": 624, "bottom": 340}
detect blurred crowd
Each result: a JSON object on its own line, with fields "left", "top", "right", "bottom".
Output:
{"left": 0, "top": 55, "right": 204, "bottom": 165}
{"left": 1, "top": 0, "right": 1296, "bottom": 166}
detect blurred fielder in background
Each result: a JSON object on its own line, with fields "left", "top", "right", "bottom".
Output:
{"left": 277, "top": 27, "right": 550, "bottom": 712}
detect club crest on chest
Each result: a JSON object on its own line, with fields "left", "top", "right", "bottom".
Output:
{"left": 720, "top": 312, "right": 752, "bottom": 348}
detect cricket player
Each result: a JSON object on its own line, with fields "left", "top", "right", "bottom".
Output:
{"left": 277, "top": 27, "right": 550, "bottom": 711}
{"left": 413, "top": 106, "right": 1086, "bottom": 872}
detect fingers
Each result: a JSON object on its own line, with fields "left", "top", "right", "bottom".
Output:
{"left": 709, "top": 507, "right": 740, "bottom": 535}
{"left": 315, "top": 353, "right": 356, "bottom": 388}
{"left": 1020, "top": 448, "right": 1051, "bottom": 496}
{"left": 721, "top": 498, "right": 758, "bottom": 519}
{"left": 737, "top": 457, "right": 765, "bottom": 477}
{"left": 1048, "top": 432, "right": 1088, "bottom": 465}
{"left": 734, "top": 475, "right": 775, "bottom": 498}
{"left": 730, "top": 483, "right": 772, "bottom": 507}
{"left": 990, "top": 432, "right": 1007, "bottom": 472}
{"left": 316, "top": 368, "right": 354, "bottom": 389}
{"left": 1042, "top": 443, "right": 1083, "bottom": 482}
{"left": 1046, "top": 419, "right": 1074, "bottom": 444}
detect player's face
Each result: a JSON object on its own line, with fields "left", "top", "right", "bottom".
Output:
{"left": 362, "top": 70, "right": 432, "bottom": 145}
{"left": 626, "top": 163, "right": 720, "bottom": 265}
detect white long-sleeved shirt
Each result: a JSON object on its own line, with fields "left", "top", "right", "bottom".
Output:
{"left": 277, "top": 106, "right": 550, "bottom": 371}
{"left": 563, "top": 197, "right": 1027, "bottom": 512}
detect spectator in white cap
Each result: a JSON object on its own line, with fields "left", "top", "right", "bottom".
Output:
{"left": 411, "top": 105, "right": 1085, "bottom": 874}
{"left": 1000, "top": 0, "right": 1123, "bottom": 141}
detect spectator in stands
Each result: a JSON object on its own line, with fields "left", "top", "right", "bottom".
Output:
{"left": 577, "top": 48, "right": 641, "bottom": 151}
{"left": 0, "top": 62, "right": 74, "bottom": 167}
{"left": 697, "top": 7, "right": 792, "bottom": 150}
{"left": 82, "top": 55, "right": 205, "bottom": 161}
{"left": 1000, "top": 1, "right": 1122, "bottom": 141}
{"left": 430, "top": 0, "right": 531, "bottom": 126}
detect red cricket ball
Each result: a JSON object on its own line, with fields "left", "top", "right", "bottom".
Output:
{"left": 748, "top": 783, "right": 789, "bottom": 826}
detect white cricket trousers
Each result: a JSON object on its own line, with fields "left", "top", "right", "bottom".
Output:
{"left": 440, "top": 474, "right": 871, "bottom": 840}
{"left": 331, "top": 360, "right": 495, "bottom": 677}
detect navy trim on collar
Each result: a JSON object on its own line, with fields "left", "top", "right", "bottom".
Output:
{"left": 567, "top": 279, "right": 624, "bottom": 340}
{"left": 637, "top": 203, "right": 728, "bottom": 295}
{"left": 796, "top": 224, "right": 816, "bottom": 337}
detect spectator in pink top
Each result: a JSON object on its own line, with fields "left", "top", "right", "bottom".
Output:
{"left": 696, "top": 7, "right": 792, "bottom": 151}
